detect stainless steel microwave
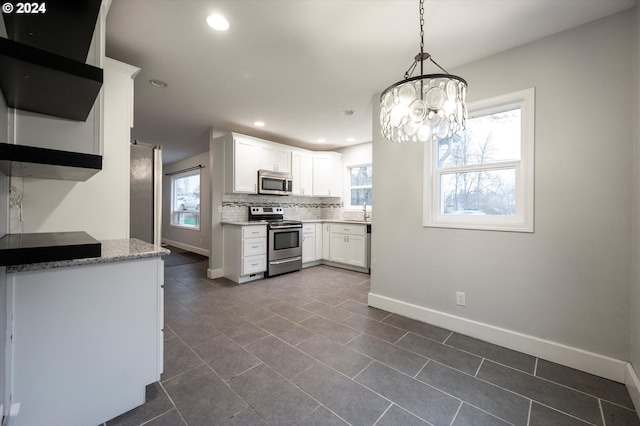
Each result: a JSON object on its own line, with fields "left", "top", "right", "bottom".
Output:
{"left": 258, "top": 169, "right": 293, "bottom": 195}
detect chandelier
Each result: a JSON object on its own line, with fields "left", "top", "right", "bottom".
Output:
{"left": 380, "top": 0, "right": 467, "bottom": 143}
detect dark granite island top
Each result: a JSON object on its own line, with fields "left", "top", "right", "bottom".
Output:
{"left": 6, "top": 238, "right": 170, "bottom": 272}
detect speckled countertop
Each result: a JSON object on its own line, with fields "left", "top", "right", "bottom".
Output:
{"left": 7, "top": 238, "right": 170, "bottom": 273}
{"left": 222, "top": 220, "right": 371, "bottom": 226}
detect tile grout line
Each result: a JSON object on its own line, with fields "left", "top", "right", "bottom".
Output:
{"left": 526, "top": 399, "right": 532, "bottom": 426}
{"left": 371, "top": 403, "right": 394, "bottom": 426}
{"left": 599, "top": 398, "right": 606, "bottom": 426}
{"left": 448, "top": 401, "right": 464, "bottom": 426}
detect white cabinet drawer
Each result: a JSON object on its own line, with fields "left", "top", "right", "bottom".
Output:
{"left": 243, "top": 255, "right": 266, "bottom": 275}
{"left": 302, "top": 223, "right": 315, "bottom": 234}
{"left": 243, "top": 225, "right": 267, "bottom": 238}
{"left": 329, "top": 223, "right": 366, "bottom": 236}
{"left": 243, "top": 238, "right": 266, "bottom": 256}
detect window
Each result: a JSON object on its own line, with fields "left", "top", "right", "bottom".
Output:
{"left": 424, "top": 88, "right": 534, "bottom": 232}
{"left": 346, "top": 164, "right": 372, "bottom": 210}
{"left": 170, "top": 170, "right": 201, "bottom": 230}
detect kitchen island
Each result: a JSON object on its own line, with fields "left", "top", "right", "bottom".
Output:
{"left": 6, "top": 239, "right": 168, "bottom": 426}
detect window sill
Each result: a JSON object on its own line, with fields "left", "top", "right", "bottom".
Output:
{"left": 169, "top": 224, "right": 201, "bottom": 231}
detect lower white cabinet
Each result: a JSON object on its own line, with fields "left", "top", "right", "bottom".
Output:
{"left": 302, "top": 223, "right": 315, "bottom": 263}
{"left": 224, "top": 224, "right": 267, "bottom": 283}
{"left": 8, "top": 257, "right": 164, "bottom": 426}
{"left": 302, "top": 223, "right": 322, "bottom": 265}
{"left": 329, "top": 223, "right": 368, "bottom": 268}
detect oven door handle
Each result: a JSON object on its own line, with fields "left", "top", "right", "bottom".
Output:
{"left": 269, "top": 256, "right": 302, "bottom": 265}
{"left": 270, "top": 225, "right": 302, "bottom": 230}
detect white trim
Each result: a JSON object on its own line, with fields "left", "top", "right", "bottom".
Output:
{"left": 368, "top": 292, "right": 627, "bottom": 382}
{"left": 626, "top": 363, "right": 640, "bottom": 412}
{"left": 424, "top": 88, "right": 535, "bottom": 233}
{"left": 161, "top": 238, "right": 209, "bottom": 257}
{"left": 207, "top": 268, "right": 224, "bottom": 279}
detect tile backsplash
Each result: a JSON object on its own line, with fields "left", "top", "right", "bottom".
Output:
{"left": 222, "top": 193, "right": 363, "bottom": 222}
{"left": 9, "top": 177, "right": 23, "bottom": 234}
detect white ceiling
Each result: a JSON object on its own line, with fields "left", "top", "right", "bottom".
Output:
{"left": 105, "top": 0, "right": 636, "bottom": 164}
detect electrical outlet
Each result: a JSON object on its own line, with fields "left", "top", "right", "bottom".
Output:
{"left": 456, "top": 291, "right": 466, "bottom": 306}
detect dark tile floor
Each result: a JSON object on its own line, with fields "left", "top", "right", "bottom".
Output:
{"left": 105, "top": 257, "right": 640, "bottom": 426}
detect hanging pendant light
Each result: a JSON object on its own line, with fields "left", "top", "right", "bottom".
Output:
{"left": 380, "top": 0, "right": 467, "bottom": 143}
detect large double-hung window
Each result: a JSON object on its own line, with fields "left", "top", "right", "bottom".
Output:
{"left": 424, "top": 88, "right": 535, "bottom": 232}
{"left": 170, "top": 170, "right": 201, "bottom": 230}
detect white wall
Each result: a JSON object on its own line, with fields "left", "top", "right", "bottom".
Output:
{"left": 21, "top": 61, "right": 133, "bottom": 240}
{"left": 370, "top": 11, "right": 634, "bottom": 380}
{"left": 630, "top": 2, "right": 640, "bottom": 380}
{"left": 162, "top": 151, "right": 210, "bottom": 256}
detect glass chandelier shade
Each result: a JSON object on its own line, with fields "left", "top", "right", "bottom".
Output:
{"left": 380, "top": 0, "right": 468, "bottom": 143}
{"left": 380, "top": 73, "right": 467, "bottom": 143}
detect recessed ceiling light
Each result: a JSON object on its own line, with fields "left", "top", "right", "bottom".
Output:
{"left": 347, "top": 137, "right": 355, "bottom": 142}
{"left": 254, "top": 121, "right": 265, "bottom": 127}
{"left": 207, "top": 13, "right": 229, "bottom": 31}
{"left": 149, "top": 79, "right": 168, "bottom": 88}
{"left": 318, "top": 138, "right": 326, "bottom": 143}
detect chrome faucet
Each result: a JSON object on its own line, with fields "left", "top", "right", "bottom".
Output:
{"left": 363, "top": 203, "right": 370, "bottom": 222}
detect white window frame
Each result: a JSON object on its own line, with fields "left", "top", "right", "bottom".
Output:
{"left": 344, "top": 163, "right": 373, "bottom": 211}
{"left": 423, "top": 88, "right": 535, "bottom": 232}
{"left": 170, "top": 170, "right": 201, "bottom": 231}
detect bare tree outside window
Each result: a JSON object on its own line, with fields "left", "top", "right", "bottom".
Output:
{"left": 349, "top": 165, "right": 372, "bottom": 207}
{"left": 438, "top": 110, "right": 520, "bottom": 216}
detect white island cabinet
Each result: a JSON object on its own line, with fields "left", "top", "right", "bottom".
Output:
{"left": 6, "top": 239, "right": 167, "bottom": 426}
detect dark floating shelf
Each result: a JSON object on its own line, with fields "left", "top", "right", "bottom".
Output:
{"left": 0, "top": 37, "right": 103, "bottom": 121}
{"left": 2, "top": 0, "right": 102, "bottom": 62}
{"left": 0, "top": 142, "right": 102, "bottom": 181}
{"left": 0, "top": 231, "right": 101, "bottom": 267}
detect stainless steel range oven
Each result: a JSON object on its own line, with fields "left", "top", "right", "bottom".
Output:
{"left": 248, "top": 207, "right": 302, "bottom": 277}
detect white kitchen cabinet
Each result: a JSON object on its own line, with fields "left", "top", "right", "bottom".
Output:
{"left": 291, "top": 149, "right": 313, "bottom": 196}
{"left": 8, "top": 256, "right": 164, "bottom": 426}
{"left": 302, "top": 223, "right": 317, "bottom": 265}
{"left": 322, "top": 222, "right": 331, "bottom": 260}
{"left": 259, "top": 143, "right": 291, "bottom": 173}
{"left": 223, "top": 134, "right": 260, "bottom": 194}
{"left": 315, "top": 223, "right": 323, "bottom": 261}
{"left": 223, "top": 224, "right": 267, "bottom": 283}
{"left": 313, "top": 152, "right": 343, "bottom": 197}
{"left": 329, "top": 223, "right": 368, "bottom": 268}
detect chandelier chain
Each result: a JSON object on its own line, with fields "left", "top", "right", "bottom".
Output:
{"left": 419, "top": 0, "right": 424, "bottom": 55}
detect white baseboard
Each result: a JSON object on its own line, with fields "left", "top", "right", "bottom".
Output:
{"left": 207, "top": 268, "right": 223, "bottom": 279}
{"left": 368, "top": 292, "right": 628, "bottom": 383}
{"left": 626, "top": 363, "right": 640, "bottom": 412}
{"left": 162, "top": 239, "right": 209, "bottom": 257}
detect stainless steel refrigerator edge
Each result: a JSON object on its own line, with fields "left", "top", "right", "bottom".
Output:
{"left": 130, "top": 142, "right": 162, "bottom": 245}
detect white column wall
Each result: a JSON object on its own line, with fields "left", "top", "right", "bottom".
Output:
{"left": 630, "top": 1, "right": 640, "bottom": 384}
{"left": 21, "top": 60, "right": 133, "bottom": 240}
{"left": 370, "top": 11, "right": 633, "bottom": 379}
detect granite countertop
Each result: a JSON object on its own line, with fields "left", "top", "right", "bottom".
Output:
{"left": 221, "top": 221, "right": 269, "bottom": 226}
{"left": 7, "top": 238, "right": 170, "bottom": 273}
{"left": 223, "top": 219, "right": 370, "bottom": 226}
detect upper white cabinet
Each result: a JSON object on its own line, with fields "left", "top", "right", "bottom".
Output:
{"left": 259, "top": 144, "right": 291, "bottom": 173}
{"left": 216, "top": 132, "right": 343, "bottom": 197}
{"left": 313, "top": 152, "right": 342, "bottom": 197}
{"left": 291, "top": 149, "right": 313, "bottom": 196}
{"left": 223, "top": 133, "right": 259, "bottom": 194}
